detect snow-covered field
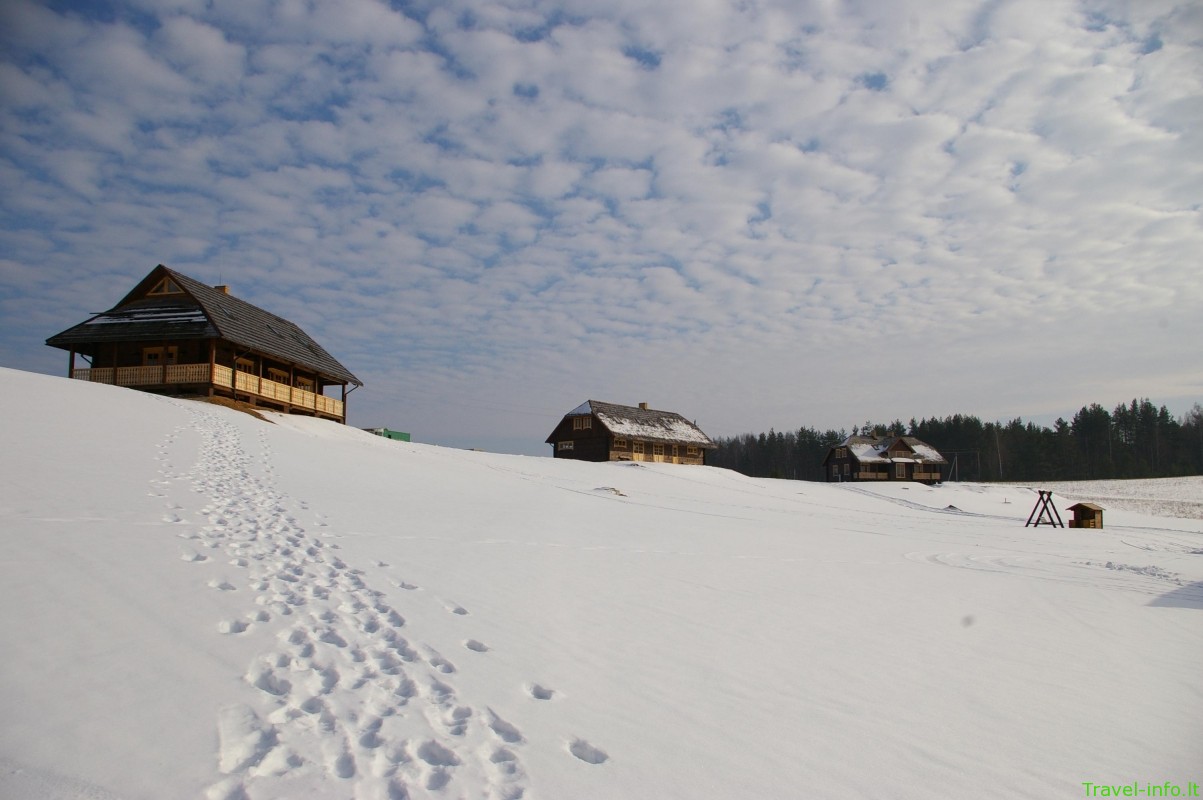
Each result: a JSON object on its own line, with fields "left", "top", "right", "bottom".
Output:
{"left": 2, "top": 366, "right": 1201, "bottom": 800}
{"left": 999, "top": 478, "right": 1203, "bottom": 521}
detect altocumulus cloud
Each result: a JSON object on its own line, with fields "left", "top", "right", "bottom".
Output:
{"left": 1, "top": 0, "right": 1200, "bottom": 454}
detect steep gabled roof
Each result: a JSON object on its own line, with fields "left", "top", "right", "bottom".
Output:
{"left": 548, "top": 400, "right": 714, "bottom": 447}
{"left": 825, "top": 434, "right": 947, "bottom": 465}
{"left": 895, "top": 436, "right": 946, "bottom": 464}
{"left": 46, "top": 265, "right": 362, "bottom": 386}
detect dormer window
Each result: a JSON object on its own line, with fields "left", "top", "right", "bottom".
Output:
{"left": 148, "top": 277, "right": 183, "bottom": 296}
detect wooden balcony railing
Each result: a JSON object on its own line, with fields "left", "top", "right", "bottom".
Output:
{"left": 72, "top": 363, "right": 344, "bottom": 418}
{"left": 611, "top": 451, "right": 706, "bottom": 465}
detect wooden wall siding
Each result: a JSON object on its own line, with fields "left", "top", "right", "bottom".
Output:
{"left": 825, "top": 454, "right": 942, "bottom": 484}
{"left": 549, "top": 416, "right": 609, "bottom": 461}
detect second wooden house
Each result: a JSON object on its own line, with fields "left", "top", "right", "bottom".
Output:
{"left": 546, "top": 400, "right": 715, "bottom": 464}
{"left": 822, "top": 435, "right": 947, "bottom": 483}
{"left": 45, "top": 264, "right": 362, "bottom": 423}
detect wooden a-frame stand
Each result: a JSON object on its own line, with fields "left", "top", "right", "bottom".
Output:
{"left": 1025, "top": 490, "right": 1065, "bottom": 528}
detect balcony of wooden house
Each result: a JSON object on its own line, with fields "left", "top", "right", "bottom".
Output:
{"left": 70, "top": 362, "right": 345, "bottom": 421}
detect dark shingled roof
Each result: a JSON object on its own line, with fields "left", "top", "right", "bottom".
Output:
{"left": 46, "top": 265, "right": 362, "bottom": 386}
{"left": 546, "top": 400, "right": 714, "bottom": 447}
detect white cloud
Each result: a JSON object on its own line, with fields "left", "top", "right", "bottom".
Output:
{"left": 1, "top": 0, "right": 1200, "bottom": 453}
{"left": 154, "top": 15, "right": 246, "bottom": 84}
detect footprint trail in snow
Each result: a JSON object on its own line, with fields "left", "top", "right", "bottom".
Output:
{"left": 159, "top": 403, "right": 543, "bottom": 800}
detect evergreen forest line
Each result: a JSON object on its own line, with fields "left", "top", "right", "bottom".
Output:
{"left": 708, "top": 399, "right": 1203, "bottom": 483}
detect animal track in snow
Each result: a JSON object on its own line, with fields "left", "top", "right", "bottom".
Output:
{"left": 464, "top": 639, "right": 489, "bottom": 652}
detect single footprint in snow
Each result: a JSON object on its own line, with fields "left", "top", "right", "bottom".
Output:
{"left": 447, "top": 604, "right": 469, "bottom": 616}
{"left": 486, "top": 710, "right": 524, "bottom": 744}
{"left": 490, "top": 746, "right": 520, "bottom": 776}
{"left": 417, "top": 740, "right": 460, "bottom": 768}
{"left": 569, "top": 738, "right": 608, "bottom": 764}
{"left": 527, "top": 683, "right": 554, "bottom": 700}
{"left": 464, "top": 639, "right": 489, "bottom": 653}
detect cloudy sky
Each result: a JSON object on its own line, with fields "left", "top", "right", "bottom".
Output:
{"left": 2, "top": 0, "right": 1200, "bottom": 455}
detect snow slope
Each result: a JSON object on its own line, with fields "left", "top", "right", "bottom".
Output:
{"left": 1, "top": 367, "right": 1201, "bottom": 799}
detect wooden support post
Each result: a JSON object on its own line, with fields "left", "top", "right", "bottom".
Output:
{"left": 208, "top": 339, "right": 216, "bottom": 396}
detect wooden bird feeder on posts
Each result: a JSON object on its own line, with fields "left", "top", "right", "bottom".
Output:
{"left": 1025, "top": 490, "right": 1065, "bottom": 528}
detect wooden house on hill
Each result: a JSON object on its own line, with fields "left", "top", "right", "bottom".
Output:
{"left": 46, "top": 264, "right": 362, "bottom": 423}
{"left": 546, "top": 400, "right": 715, "bottom": 464}
{"left": 823, "top": 435, "right": 947, "bottom": 483}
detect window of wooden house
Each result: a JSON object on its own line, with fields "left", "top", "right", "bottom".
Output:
{"left": 832, "top": 465, "right": 840, "bottom": 478}
{"left": 672, "top": 445, "right": 679, "bottom": 458}
{"left": 652, "top": 443, "right": 665, "bottom": 457}
{"left": 267, "top": 367, "right": 289, "bottom": 384}
{"left": 572, "top": 416, "right": 592, "bottom": 430}
{"left": 633, "top": 441, "right": 644, "bottom": 454}
{"left": 295, "top": 376, "right": 314, "bottom": 391}
{"left": 613, "top": 438, "right": 627, "bottom": 449}
{"left": 843, "top": 463, "right": 849, "bottom": 475}
{"left": 558, "top": 441, "right": 574, "bottom": 451}
{"left": 687, "top": 446, "right": 698, "bottom": 456}
{"left": 895, "top": 463, "right": 906, "bottom": 479}
{"left": 148, "top": 277, "right": 184, "bottom": 296}
{"left": 142, "top": 346, "right": 178, "bottom": 366}
{"left": 235, "top": 358, "right": 255, "bottom": 374}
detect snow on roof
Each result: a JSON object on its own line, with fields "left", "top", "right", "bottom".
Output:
{"left": 846, "top": 439, "right": 890, "bottom": 464}
{"left": 563, "top": 400, "right": 714, "bottom": 446}
{"left": 838, "top": 435, "right": 947, "bottom": 464}
{"left": 907, "top": 441, "right": 945, "bottom": 463}
{"left": 85, "top": 307, "right": 208, "bottom": 325}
